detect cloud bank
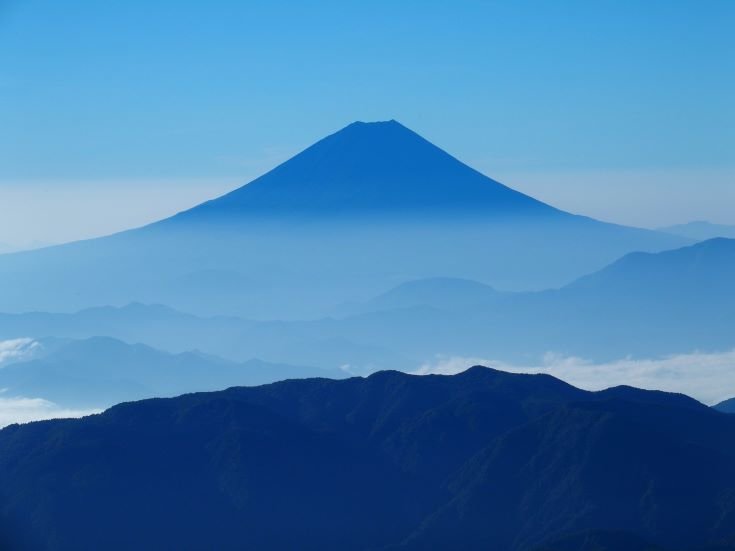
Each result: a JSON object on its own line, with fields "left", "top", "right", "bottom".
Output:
{"left": 0, "top": 393, "right": 99, "bottom": 428}
{"left": 0, "top": 338, "right": 99, "bottom": 427}
{"left": 0, "top": 338, "right": 39, "bottom": 366}
{"left": 414, "top": 349, "right": 735, "bottom": 405}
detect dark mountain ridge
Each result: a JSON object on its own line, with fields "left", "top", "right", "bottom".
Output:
{"left": 1, "top": 367, "right": 734, "bottom": 551}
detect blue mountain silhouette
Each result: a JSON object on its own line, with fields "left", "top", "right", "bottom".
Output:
{"left": 1, "top": 367, "right": 734, "bottom": 550}
{"left": 714, "top": 398, "right": 735, "bottom": 414}
{"left": 0, "top": 121, "right": 685, "bottom": 316}
{"left": 168, "top": 120, "right": 555, "bottom": 221}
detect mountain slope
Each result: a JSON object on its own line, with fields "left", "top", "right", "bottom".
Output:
{"left": 0, "top": 368, "right": 734, "bottom": 550}
{"left": 169, "top": 120, "right": 556, "bottom": 221}
{"left": 0, "top": 121, "right": 685, "bottom": 316}
{"left": 714, "top": 398, "right": 735, "bottom": 414}
{"left": 564, "top": 237, "right": 735, "bottom": 301}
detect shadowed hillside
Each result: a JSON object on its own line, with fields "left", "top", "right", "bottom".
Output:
{"left": 1, "top": 368, "right": 734, "bottom": 550}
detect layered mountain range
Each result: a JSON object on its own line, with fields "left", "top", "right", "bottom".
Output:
{"left": 2, "top": 237, "right": 732, "bottom": 373}
{"left": 0, "top": 121, "right": 733, "bottom": 551}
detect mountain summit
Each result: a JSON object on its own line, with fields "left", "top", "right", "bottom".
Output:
{"left": 170, "top": 120, "right": 556, "bottom": 222}
{"left": 0, "top": 121, "right": 686, "bottom": 316}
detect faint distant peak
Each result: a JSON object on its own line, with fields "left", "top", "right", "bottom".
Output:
{"left": 658, "top": 220, "right": 735, "bottom": 241}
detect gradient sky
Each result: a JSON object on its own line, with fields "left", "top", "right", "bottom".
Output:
{"left": 1, "top": 0, "right": 733, "bottom": 247}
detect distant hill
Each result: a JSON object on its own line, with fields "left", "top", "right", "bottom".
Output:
{"left": 0, "top": 303, "right": 257, "bottom": 359}
{"left": 335, "top": 276, "right": 501, "bottom": 315}
{"left": 659, "top": 221, "right": 735, "bottom": 241}
{"left": 262, "top": 238, "right": 735, "bottom": 364}
{"left": 714, "top": 398, "right": 735, "bottom": 414}
{"left": 1, "top": 367, "right": 734, "bottom": 550}
{"left": 0, "top": 303, "right": 410, "bottom": 371}
{"left": 0, "top": 336, "right": 336, "bottom": 411}
{"left": 566, "top": 237, "right": 735, "bottom": 299}
{"left": 0, "top": 121, "right": 684, "bottom": 317}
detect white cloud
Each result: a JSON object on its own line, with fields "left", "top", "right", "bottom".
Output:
{"left": 0, "top": 393, "right": 99, "bottom": 428}
{"left": 0, "top": 338, "right": 99, "bottom": 427}
{"left": 0, "top": 338, "right": 40, "bottom": 366}
{"left": 414, "top": 349, "right": 735, "bottom": 405}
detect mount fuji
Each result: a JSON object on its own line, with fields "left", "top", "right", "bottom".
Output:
{"left": 0, "top": 121, "right": 684, "bottom": 318}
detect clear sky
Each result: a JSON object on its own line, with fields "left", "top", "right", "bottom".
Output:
{"left": 1, "top": 0, "right": 733, "bottom": 247}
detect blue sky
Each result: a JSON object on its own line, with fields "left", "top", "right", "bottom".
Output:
{"left": 1, "top": 0, "right": 733, "bottom": 245}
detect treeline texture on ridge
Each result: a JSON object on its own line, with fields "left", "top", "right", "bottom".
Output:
{"left": 1, "top": 367, "right": 735, "bottom": 550}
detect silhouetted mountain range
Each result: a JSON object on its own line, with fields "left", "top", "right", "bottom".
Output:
{"left": 1, "top": 367, "right": 734, "bottom": 550}
{"left": 0, "top": 121, "right": 684, "bottom": 317}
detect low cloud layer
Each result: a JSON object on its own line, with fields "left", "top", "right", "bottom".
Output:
{"left": 415, "top": 349, "right": 735, "bottom": 405}
{"left": 0, "top": 338, "right": 100, "bottom": 427}
{"left": 0, "top": 338, "right": 39, "bottom": 366}
{"left": 0, "top": 393, "right": 99, "bottom": 428}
